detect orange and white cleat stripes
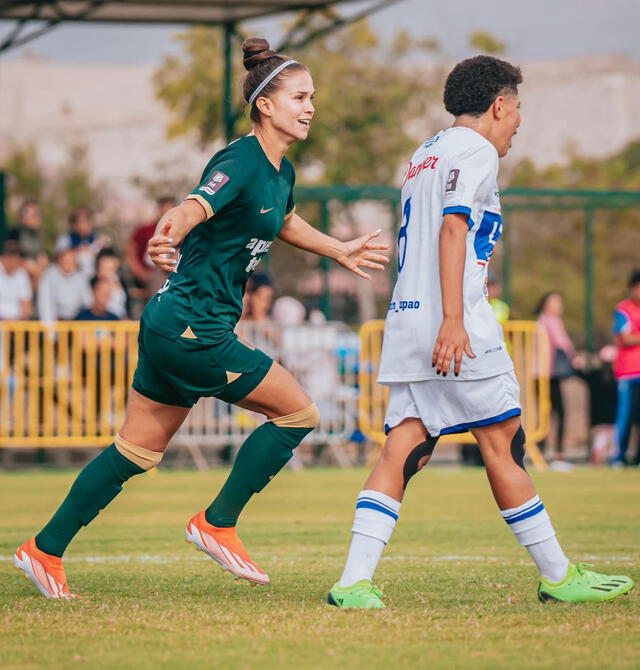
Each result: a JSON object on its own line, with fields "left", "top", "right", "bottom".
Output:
{"left": 185, "top": 511, "right": 270, "bottom": 586}
{"left": 14, "top": 537, "right": 79, "bottom": 599}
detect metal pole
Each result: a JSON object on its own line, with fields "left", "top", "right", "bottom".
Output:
{"left": 584, "top": 207, "right": 595, "bottom": 357}
{"left": 320, "top": 200, "right": 331, "bottom": 319}
{"left": 502, "top": 205, "right": 512, "bottom": 306}
{"left": 223, "top": 23, "right": 235, "bottom": 143}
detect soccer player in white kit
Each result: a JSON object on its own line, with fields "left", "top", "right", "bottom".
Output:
{"left": 328, "top": 56, "right": 633, "bottom": 608}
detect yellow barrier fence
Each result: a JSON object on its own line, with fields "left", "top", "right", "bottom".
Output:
{"left": 1, "top": 321, "right": 139, "bottom": 448}
{"left": 358, "top": 320, "right": 550, "bottom": 468}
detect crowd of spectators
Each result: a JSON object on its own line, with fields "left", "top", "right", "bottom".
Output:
{"left": 1, "top": 197, "right": 174, "bottom": 323}
{"left": 2, "top": 198, "right": 640, "bottom": 467}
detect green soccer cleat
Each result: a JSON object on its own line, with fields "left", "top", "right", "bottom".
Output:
{"left": 327, "top": 579, "right": 386, "bottom": 609}
{"left": 538, "top": 563, "right": 634, "bottom": 603}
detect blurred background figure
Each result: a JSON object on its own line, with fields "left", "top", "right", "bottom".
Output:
{"left": 74, "top": 276, "right": 119, "bottom": 321}
{"left": 55, "top": 207, "right": 109, "bottom": 278}
{"left": 243, "top": 273, "right": 275, "bottom": 323}
{"left": 95, "top": 248, "right": 128, "bottom": 319}
{"left": 573, "top": 345, "right": 618, "bottom": 465}
{"left": 535, "top": 292, "right": 576, "bottom": 469}
{"left": 0, "top": 240, "right": 33, "bottom": 321}
{"left": 271, "top": 295, "right": 306, "bottom": 326}
{"left": 37, "top": 248, "right": 91, "bottom": 323}
{"left": 488, "top": 271, "right": 509, "bottom": 324}
{"left": 125, "top": 196, "right": 176, "bottom": 308}
{"left": 610, "top": 270, "right": 640, "bottom": 467}
{"left": 6, "top": 199, "right": 48, "bottom": 289}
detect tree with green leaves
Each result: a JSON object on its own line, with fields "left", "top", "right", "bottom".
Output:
{"left": 507, "top": 141, "right": 640, "bottom": 343}
{"left": 154, "top": 21, "right": 439, "bottom": 186}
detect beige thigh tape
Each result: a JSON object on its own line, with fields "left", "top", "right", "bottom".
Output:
{"left": 114, "top": 434, "right": 164, "bottom": 470}
{"left": 270, "top": 403, "right": 320, "bottom": 429}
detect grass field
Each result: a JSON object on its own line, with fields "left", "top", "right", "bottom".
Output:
{"left": 1, "top": 466, "right": 639, "bottom": 670}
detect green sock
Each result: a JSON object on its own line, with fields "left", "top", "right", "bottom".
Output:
{"left": 35, "top": 443, "right": 145, "bottom": 557}
{"left": 205, "top": 422, "right": 313, "bottom": 527}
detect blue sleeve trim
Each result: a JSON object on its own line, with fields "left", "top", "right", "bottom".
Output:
{"left": 443, "top": 206, "right": 473, "bottom": 228}
{"left": 613, "top": 309, "right": 630, "bottom": 335}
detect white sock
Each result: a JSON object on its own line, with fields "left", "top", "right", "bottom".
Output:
{"left": 338, "top": 490, "right": 401, "bottom": 588}
{"left": 499, "top": 495, "right": 570, "bottom": 583}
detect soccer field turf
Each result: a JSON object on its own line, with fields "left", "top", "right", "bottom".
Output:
{"left": 1, "top": 466, "right": 638, "bottom": 669}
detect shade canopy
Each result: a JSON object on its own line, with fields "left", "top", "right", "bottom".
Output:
{"left": 0, "top": 0, "right": 373, "bottom": 24}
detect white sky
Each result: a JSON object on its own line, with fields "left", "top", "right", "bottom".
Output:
{"left": 0, "top": 0, "right": 638, "bottom": 64}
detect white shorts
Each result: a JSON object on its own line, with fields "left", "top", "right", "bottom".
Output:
{"left": 384, "top": 370, "right": 521, "bottom": 437}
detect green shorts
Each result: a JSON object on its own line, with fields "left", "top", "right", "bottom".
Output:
{"left": 132, "top": 319, "right": 273, "bottom": 408}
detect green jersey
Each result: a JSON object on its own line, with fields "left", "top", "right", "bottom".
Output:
{"left": 143, "top": 136, "right": 295, "bottom": 342}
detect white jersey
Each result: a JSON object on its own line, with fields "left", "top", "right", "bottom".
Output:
{"left": 378, "top": 126, "right": 514, "bottom": 383}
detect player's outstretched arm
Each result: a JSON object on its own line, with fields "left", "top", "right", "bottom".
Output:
{"left": 432, "top": 213, "right": 476, "bottom": 376}
{"left": 147, "top": 199, "right": 207, "bottom": 272}
{"left": 278, "top": 213, "right": 389, "bottom": 279}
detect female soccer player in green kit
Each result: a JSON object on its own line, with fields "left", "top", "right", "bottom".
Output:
{"left": 14, "top": 38, "right": 389, "bottom": 598}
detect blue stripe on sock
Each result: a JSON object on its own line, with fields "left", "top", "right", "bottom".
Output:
{"left": 504, "top": 502, "right": 545, "bottom": 525}
{"left": 502, "top": 497, "right": 541, "bottom": 520}
{"left": 356, "top": 500, "right": 399, "bottom": 521}
{"left": 357, "top": 496, "right": 398, "bottom": 515}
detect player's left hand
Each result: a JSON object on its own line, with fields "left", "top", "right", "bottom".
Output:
{"left": 336, "top": 229, "right": 389, "bottom": 280}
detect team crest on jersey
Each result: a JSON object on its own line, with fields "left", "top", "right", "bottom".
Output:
{"left": 445, "top": 169, "right": 460, "bottom": 193}
{"left": 199, "top": 171, "right": 229, "bottom": 196}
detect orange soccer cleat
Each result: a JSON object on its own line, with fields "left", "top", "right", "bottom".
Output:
{"left": 185, "top": 511, "right": 270, "bottom": 586}
{"left": 14, "top": 537, "right": 79, "bottom": 599}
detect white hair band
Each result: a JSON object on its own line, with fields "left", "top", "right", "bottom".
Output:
{"left": 249, "top": 59, "right": 298, "bottom": 105}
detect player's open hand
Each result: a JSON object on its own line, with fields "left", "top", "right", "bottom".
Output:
{"left": 336, "top": 229, "right": 390, "bottom": 280}
{"left": 432, "top": 317, "right": 476, "bottom": 376}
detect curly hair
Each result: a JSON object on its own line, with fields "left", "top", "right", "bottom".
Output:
{"left": 444, "top": 56, "right": 522, "bottom": 117}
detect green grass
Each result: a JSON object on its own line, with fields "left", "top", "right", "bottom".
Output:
{"left": 1, "top": 467, "right": 638, "bottom": 670}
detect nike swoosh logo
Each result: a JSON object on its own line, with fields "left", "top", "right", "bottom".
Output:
{"left": 260, "top": 207, "right": 274, "bottom": 214}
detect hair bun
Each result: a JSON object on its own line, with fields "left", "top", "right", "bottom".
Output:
{"left": 242, "top": 37, "right": 277, "bottom": 71}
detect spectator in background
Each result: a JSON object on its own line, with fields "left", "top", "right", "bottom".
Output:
{"left": 488, "top": 271, "right": 509, "bottom": 324}
{"left": 55, "top": 207, "right": 108, "bottom": 278}
{"left": 535, "top": 292, "right": 576, "bottom": 469}
{"left": 611, "top": 270, "right": 640, "bottom": 466}
{"left": 37, "top": 248, "right": 91, "bottom": 323}
{"left": 95, "top": 248, "right": 128, "bottom": 319}
{"left": 6, "top": 199, "right": 48, "bottom": 288}
{"left": 74, "top": 276, "right": 119, "bottom": 321}
{"left": 125, "top": 196, "right": 176, "bottom": 300}
{"left": 0, "top": 240, "right": 32, "bottom": 320}
{"left": 244, "top": 274, "right": 274, "bottom": 322}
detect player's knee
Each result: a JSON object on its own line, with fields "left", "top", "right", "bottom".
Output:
{"left": 271, "top": 403, "right": 320, "bottom": 430}
{"left": 403, "top": 436, "right": 439, "bottom": 489}
{"left": 115, "top": 433, "right": 164, "bottom": 470}
{"left": 510, "top": 426, "right": 527, "bottom": 471}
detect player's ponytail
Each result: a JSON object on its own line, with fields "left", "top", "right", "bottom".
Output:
{"left": 241, "top": 38, "right": 307, "bottom": 122}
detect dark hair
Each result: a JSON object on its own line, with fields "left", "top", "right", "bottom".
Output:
{"left": 534, "top": 291, "right": 561, "bottom": 316}
{"left": 2, "top": 239, "right": 23, "bottom": 257}
{"left": 444, "top": 55, "right": 523, "bottom": 118}
{"left": 96, "top": 247, "right": 118, "bottom": 262}
{"left": 90, "top": 275, "right": 110, "bottom": 290}
{"left": 241, "top": 37, "right": 307, "bottom": 122}
{"left": 629, "top": 270, "right": 640, "bottom": 287}
{"left": 247, "top": 273, "right": 272, "bottom": 293}
{"left": 69, "top": 206, "right": 93, "bottom": 226}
